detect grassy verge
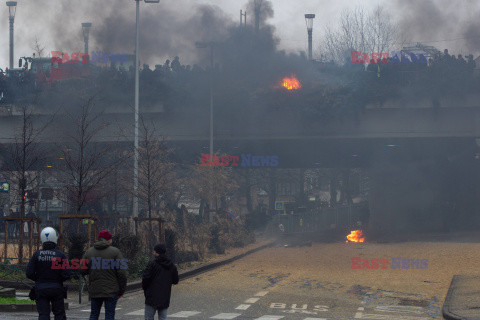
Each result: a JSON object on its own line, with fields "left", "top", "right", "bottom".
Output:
{"left": 0, "top": 297, "right": 35, "bottom": 305}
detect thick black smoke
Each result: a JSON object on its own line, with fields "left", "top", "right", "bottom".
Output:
{"left": 55, "top": 1, "right": 233, "bottom": 66}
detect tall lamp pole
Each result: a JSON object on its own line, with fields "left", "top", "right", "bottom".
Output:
{"left": 81, "top": 22, "right": 92, "bottom": 60}
{"left": 6, "top": 1, "right": 17, "bottom": 70}
{"left": 133, "top": 0, "right": 159, "bottom": 218}
{"left": 195, "top": 41, "right": 215, "bottom": 157}
{"left": 305, "top": 14, "right": 315, "bottom": 61}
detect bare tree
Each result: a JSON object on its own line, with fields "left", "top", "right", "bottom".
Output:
{"left": 31, "top": 36, "right": 45, "bottom": 58}
{"left": 322, "top": 5, "right": 398, "bottom": 64}
{"left": 135, "top": 117, "right": 176, "bottom": 218}
{"left": 190, "top": 155, "right": 238, "bottom": 215}
{"left": 58, "top": 98, "right": 121, "bottom": 215}
{"left": 2, "top": 106, "right": 49, "bottom": 263}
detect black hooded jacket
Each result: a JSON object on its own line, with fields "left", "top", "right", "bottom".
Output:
{"left": 142, "top": 254, "right": 179, "bottom": 309}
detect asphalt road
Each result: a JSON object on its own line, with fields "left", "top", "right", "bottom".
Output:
{"left": 0, "top": 245, "right": 443, "bottom": 320}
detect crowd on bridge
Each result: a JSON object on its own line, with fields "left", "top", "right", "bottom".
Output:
{"left": 0, "top": 47, "right": 479, "bottom": 109}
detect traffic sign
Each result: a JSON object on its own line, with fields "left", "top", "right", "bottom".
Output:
{"left": 275, "top": 201, "right": 284, "bottom": 210}
{"left": 0, "top": 182, "right": 9, "bottom": 193}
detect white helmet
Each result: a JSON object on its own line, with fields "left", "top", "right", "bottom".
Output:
{"left": 40, "top": 227, "right": 59, "bottom": 244}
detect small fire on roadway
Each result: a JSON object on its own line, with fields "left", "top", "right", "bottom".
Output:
{"left": 346, "top": 230, "right": 365, "bottom": 243}
{"left": 282, "top": 76, "right": 301, "bottom": 90}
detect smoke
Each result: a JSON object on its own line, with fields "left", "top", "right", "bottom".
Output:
{"left": 90, "top": 3, "right": 233, "bottom": 66}
{"left": 11, "top": 0, "right": 235, "bottom": 66}
{"left": 247, "top": 0, "right": 274, "bottom": 29}
{"left": 393, "top": 0, "right": 480, "bottom": 54}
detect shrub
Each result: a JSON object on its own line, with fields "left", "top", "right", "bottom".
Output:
{"left": 112, "top": 234, "right": 140, "bottom": 263}
{"left": 66, "top": 233, "right": 87, "bottom": 260}
{"left": 175, "top": 251, "right": 199, "bottom": 264}
{"left": 165, "top": 228, "right": 176, "bottom": 264}
{"left": 127, "top": 253, "right": 151, "bottom": 278}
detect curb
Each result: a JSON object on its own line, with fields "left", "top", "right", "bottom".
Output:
{"left": 0, "top": 302, "right": 68, "bottom": 312}
{"left": 442, "top": 275, "right": 463, "bottom": 320}
{"left": 124, "top": 240, "right": 276, "bottom": 293}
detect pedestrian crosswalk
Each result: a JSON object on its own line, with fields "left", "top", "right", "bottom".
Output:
{"left": 210, "top": 313, "right": 242, "bottom": 319}
{"left": 80, "top": 307, "right": 121, "bottom": 313}
{"left": 117, "top": 309, "right": 328, "bottom": 319}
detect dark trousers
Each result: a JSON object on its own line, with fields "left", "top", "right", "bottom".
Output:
{"left": 35, "top": 287, "right": 66, "bottom": 320}
{"left": 89, "top": 296, "right": 118, "bottom": 320}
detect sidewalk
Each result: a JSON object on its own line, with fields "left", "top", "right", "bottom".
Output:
{"left": 443, "top": 275, "right": 480, "bottom": 320}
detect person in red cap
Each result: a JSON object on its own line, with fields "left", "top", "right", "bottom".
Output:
{"left": 81, "top": 230, "right": 127, "bottom": 320}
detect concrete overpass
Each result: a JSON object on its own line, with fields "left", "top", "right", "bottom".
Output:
{"left": 1, "top": 104, "right": 480, "bottom": 237}
{"left": 0, "top": 106, "right": 479, "bottom": 167}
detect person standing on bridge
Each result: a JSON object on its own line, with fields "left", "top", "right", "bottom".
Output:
{"left": 142, "top": 243, "right": 179, "bottom": 320}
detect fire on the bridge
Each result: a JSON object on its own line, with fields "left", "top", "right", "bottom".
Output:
{"left": 346, "top": 230, "right": 365, "bottom": 243}
{"left": 281, "top": 75, "right": 301, "bottom": 90}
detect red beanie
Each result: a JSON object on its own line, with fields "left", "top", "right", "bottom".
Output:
{"left": 98, "top": 230, "right": 112, "bottom": 241}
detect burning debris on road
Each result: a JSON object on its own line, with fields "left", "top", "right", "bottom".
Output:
{"left": 346, "top": 230, "right": 365, "bottom": 243}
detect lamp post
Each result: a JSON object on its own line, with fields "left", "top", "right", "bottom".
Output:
{"left": 195, "top": 41, "right": 215, "bottom": 158}
{"left": 305, "top": 14, "right": 315, "bottom": 61}
{"left": 133, "top": 0, "right": 159, "bottom": 219}
{"left": 6, "top": 1, "right": 17, "bottom": 70}
{"left": 81, "top": 22, "right": 92, "bottom": 59}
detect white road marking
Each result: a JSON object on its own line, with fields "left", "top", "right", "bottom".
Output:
{"left": 255, "top": 316, "right": 284, "bottom": 320}
{"left": 358, "top": 307, "right": 365, "bottom": 311}
{"left": 125, "top": 309, "right": 144, "bottom": 316}
{"left": 169, "top": 311, "right": 202, "bottom": 318}
{"left": 210, "top": 313, "right": 242, "bottom": 319}
{"left": 245, "top": 297, "right": 260, "bottom": 303}
{"left": 354, "top": 312, "right": 430, "bottom": 320}
{"left": 235, "top": 304, "right": 251, "bottom": 310}
{"left": 255, "top": 291, "right": 269, "bottom": 296}
{"left": 80, "top": 307, "right": 121, "bottom": 313}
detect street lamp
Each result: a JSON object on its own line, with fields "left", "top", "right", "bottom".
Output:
{"left": 81, "top": 22, "right": 92, "bottom": 58}
{"left": 133, "top": 0, "right": 159, "bottom": 219}
{"left": 6, "top": 1, "right": 17, "bottom": 70}
{"left": 195, "top": 41, "right": 215, "bottom": 158}
{"left": 305, "top": 14, "right": 315, "bottom": 61}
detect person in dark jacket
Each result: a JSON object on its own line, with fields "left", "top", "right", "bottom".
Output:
{"left": 142, "top": 243, "right": 179, "bottom": 320}
{"left": 26, "top": 227, "right": 72, "bottom": 320}
{"left": 81, "top": 230, "right": 127, "bottom": 320}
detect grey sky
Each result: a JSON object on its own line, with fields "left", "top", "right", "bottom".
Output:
{"left": 0, "top": 0, "right": 478, "bottom": 69}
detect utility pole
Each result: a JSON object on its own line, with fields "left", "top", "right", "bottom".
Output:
{"left": 305, "top": 14, "right": 315, "bottom": 61}
{"left": 6, "top": 1, "right": 17, "bottom": 70}
{"left": 81, "top": 22, "right": 92, "bottom": 61}
{"left": 240, "top": 10, "right": 246, "bottom": 28}
{"left": 254, "top": 0, "right": 262, "bottom": 34}
{"left": 195, "top": 41, "right": 215, "bottom": 157}
{"left": 133, "top": 0, "right": 160, "bottom": 218}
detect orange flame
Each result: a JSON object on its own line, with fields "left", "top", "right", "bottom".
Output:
{"left": 282, "top": 76, "right": 301, "bottom": 90}
{"left": 346, "top": 230, "right": 365, "bottom": 243}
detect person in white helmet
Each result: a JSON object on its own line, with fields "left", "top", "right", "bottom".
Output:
{"left": 26, "top": 227, "right": 72, "bottom": 320}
